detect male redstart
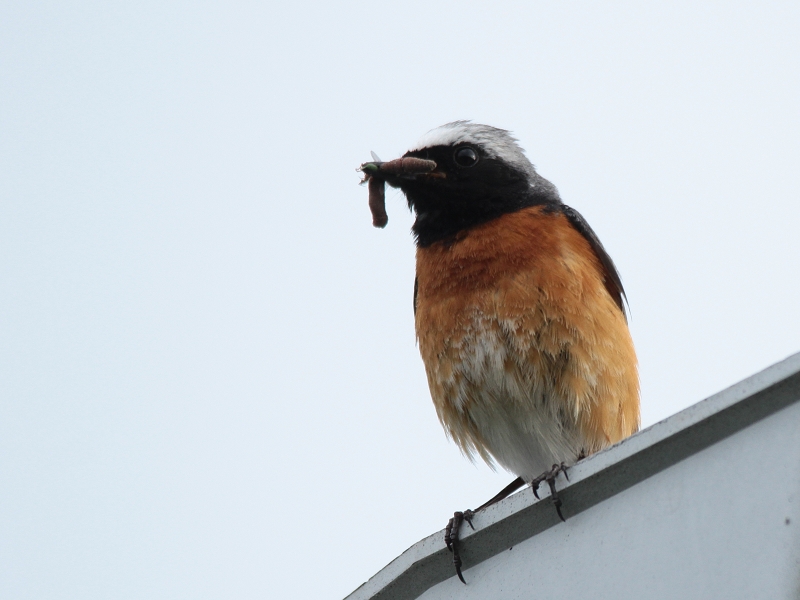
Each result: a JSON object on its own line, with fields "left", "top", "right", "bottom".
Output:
{"left": 360, "top": 122, "right": 639, "bottom": 583}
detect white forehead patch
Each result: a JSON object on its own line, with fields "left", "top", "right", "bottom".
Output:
{"left": 409, "top": 121, "right": 535, "bottom": 176}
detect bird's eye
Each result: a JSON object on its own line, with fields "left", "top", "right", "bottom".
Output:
{"left": 454, "top": 147, "right": 479, "bottom": 167}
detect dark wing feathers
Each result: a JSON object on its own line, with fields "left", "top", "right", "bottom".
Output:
{"left": 561, "top": 205, "right": 628, "bottom": 319}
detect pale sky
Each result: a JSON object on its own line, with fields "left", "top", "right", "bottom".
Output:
{"left": 2, "top": 2, "right": 799, "bottom": 599}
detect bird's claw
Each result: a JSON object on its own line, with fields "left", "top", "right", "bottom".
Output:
{"left": 462, "top": 509, "right": 475, "bottom": 530}
{"left": 444, "top": 510, "right": 475, "bottom": 584}
{"left": 442, "top": 477, "right": 527, "bottom": 584}
{"left": 530, "top": 463, "right": 569, "bottom": 521}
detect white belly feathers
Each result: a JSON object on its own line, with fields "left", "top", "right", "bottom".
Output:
{"left": 423, "top": 310, "right": 586, "bottom": 482}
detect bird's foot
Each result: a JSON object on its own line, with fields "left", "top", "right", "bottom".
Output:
{"left": 442, "top": 477, "right": 526, "bottom": 584}
{"left": 444, "top": 509, "right": 475, "bottom": 584}
{"left": 530, "top": 463, "right": 570, "bottom": 521}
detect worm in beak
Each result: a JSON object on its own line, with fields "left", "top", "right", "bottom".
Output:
{"left": 359, "top": 157, "right": 437, "bottom": 228}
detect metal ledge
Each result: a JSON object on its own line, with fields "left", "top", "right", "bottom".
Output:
{"left": 345, "top": 351, "right": 800, "bottom": 600}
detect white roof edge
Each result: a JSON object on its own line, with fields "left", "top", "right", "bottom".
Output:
{"left": 344, "top": 351, "right": 800, "bottom": 600}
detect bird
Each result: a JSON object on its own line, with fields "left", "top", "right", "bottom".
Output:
{"left": 359, "top": 121, "right": 639, "bottom": 583}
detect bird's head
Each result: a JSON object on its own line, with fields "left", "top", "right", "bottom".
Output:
{"left": 360, "top": 121, "right": 561, "bottom": 247}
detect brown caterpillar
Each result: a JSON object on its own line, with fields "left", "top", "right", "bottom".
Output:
{"left": 367, "top": 176, "right": 388, "bottom": 228}
{"left": 359, "top": 157, "right": 437, "bottom": 229}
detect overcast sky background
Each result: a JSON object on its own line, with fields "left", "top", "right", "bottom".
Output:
{"left": 2, "top": 2, "right": 799, "bottom": 599}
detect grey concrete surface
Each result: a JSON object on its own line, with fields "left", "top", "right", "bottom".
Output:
{"left": 345, "top": 351, "right": 800, "bottom": 600}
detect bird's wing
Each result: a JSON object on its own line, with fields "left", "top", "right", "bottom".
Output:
{"left": 560, "top": 205, "right": 628, "bottom": 319}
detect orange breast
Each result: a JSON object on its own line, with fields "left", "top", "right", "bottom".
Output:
{"left": 414, "top": 205, "right": 639, "bottom": 477}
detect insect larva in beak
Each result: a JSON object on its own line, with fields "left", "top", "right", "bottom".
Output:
{"left": 368, "top": 176, "right": 388, "bottom": 228}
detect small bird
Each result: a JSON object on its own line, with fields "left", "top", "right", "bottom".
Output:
{"left": 359, "top": 121, "right": 639, "bottom": 583}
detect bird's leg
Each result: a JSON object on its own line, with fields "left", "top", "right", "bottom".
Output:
{"left": 446, "top": 511, "right": 473, "bottom": 584}
{"left": 445, "top": 477, "right": 525, "bottom": 584}
{"left": 530, "top": 463, "right": 569, "bottom": 521}
{"left": 473, "top": 477, "right": 527, "bottom": 512}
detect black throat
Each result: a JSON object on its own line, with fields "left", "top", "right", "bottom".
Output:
{"left": 408, "top": 186, "right": 558, "bottom": 247}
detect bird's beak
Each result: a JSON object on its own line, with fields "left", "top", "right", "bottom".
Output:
{"left": 359, "top": 157, "right": 439, "bottom": 180}
{"left": 358, "top": 157, "right": 440, "bottom": 229}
